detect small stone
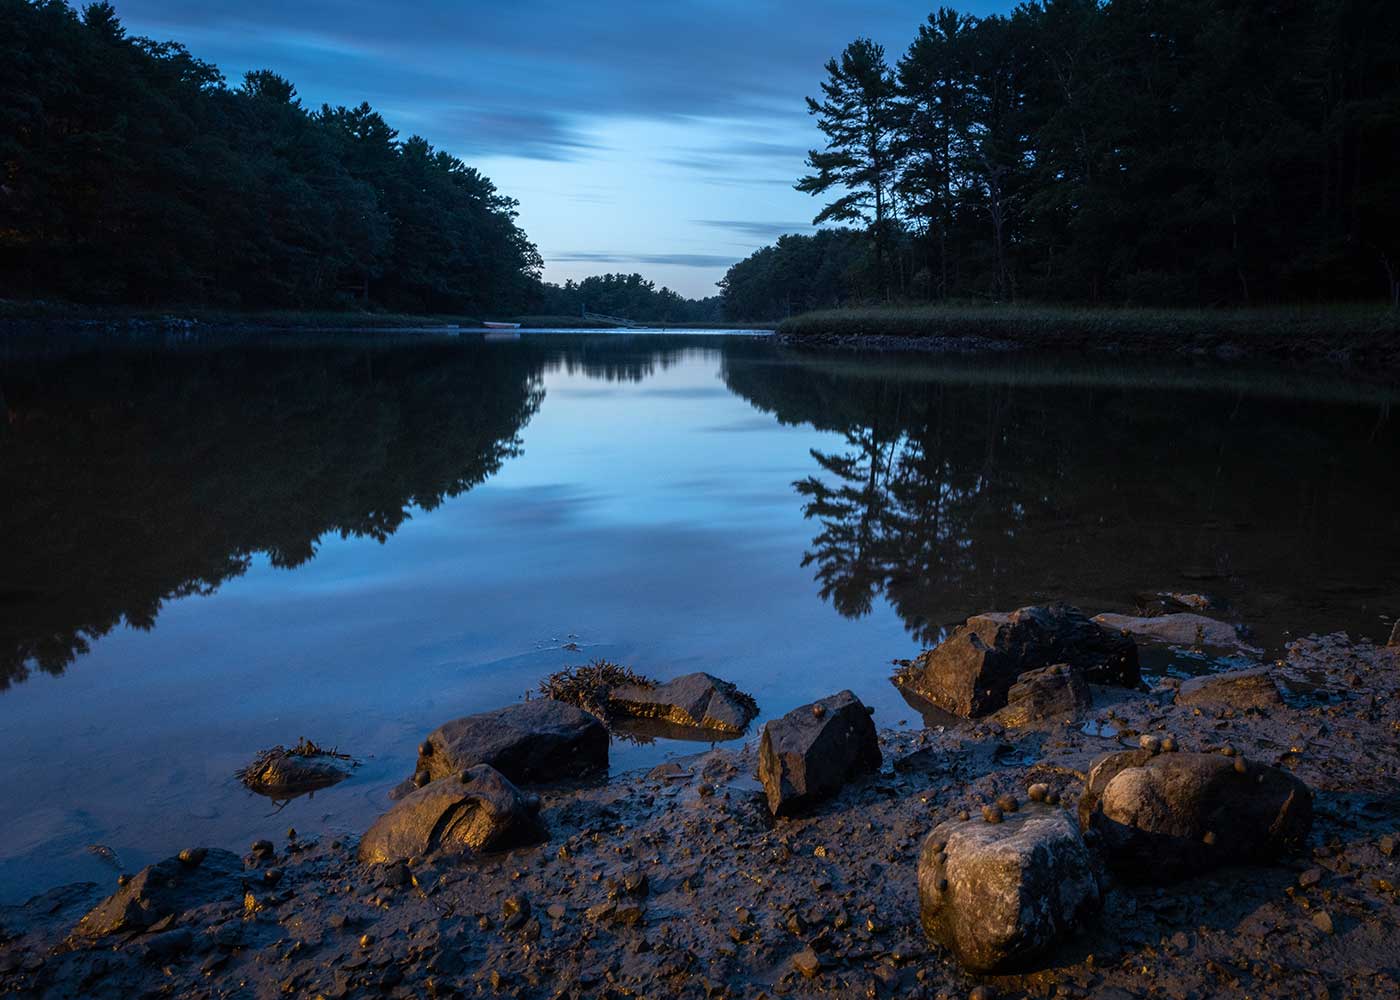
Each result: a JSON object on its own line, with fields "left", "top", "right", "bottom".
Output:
{"left": 262, "top": 868, "right": 283, "bottom": 886}
{"left": 1379, "top": 835, "right": 1396, "bottom": 857}
{"left": 359, "top": 933, "right": 374, "bottom": 949}
{"left": 1139, "top": 735, "right": 1161, "bottom": 754}
{"left": 1299, "top": 868, "right": 1325, "bottom": 888}
{"left": 792, "top": 947, "right": 821, "bottom": 978}
{"left": 1160, "top": 736, "right": 1178, "bottom": 752}
{"left": 1312, "top": 910, "right": 1334, "bottom": 934}
{"left": 698, "top": 782, "right": 715, "bottom": 797}
{"left": 1234, "top": 757, "right": 1248, "bottom": 774}
{"left": 969, "top": 988, "right": 995, "bottom": 1000}
{"left": 285, "top": 828, "right": 296, "bottom": 841}
{"left": 958, "top": 810, "right": 971, "bottom": 822}
{"left": 177, "top": 847, "right": 206, "bottom": 868}
{"left": 996, "top": 794, "right": 1019, "bottom": 813}
{"left": 502, "top": 894, "right": 530, "bottom": 929}
{"left": 982, "top": 805, "right": 1004, "bottom": 825}
{"left": 546, "top": 903, "right": 566, "bottom": 920}
{"left": 250, "top": 839, "right": 274, "bottom": 857}
{"left": 1027, "top": 783, "right": 1050, "bottom": 803}
{"left": 812, "top": 704, "right": 826, "bottom": 719}
{"left": 116, "top": 874, "right": 130, "bottom": 887}
{"left": 413, "top": 771, "right": 430, "bottom": 788}
{"left": 1203, "top": 831, "right": 1217, "bottom": 846}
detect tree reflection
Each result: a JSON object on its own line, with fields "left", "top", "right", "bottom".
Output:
{"left": 725, "top": 351, "right": 1400, "bottom": 649}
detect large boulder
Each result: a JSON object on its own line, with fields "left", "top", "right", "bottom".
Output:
{"left": 1079, "top": 750, "right": 1312, "bottom": 879}
{"left": 1093, "top": 611, "right": 1256, "bottom": 651}
{"left": 413, "top": 699, "right": 608, "bottom": 787}
{"left": 71, "top": 848, "right": 243, "bottom": 940}
{"left": 236, "top": 739, "right": 353, "bottom": 798}
{"left": 758, "top": 691, "right": 881, "bottom": 817}
{"left": 1176, "top": 666, "right": 1283, "bottom": 710}
{"left": 608, "top": 672, "right": 757, "bottom": 734}
{"left": 918, "top": 804, "right": 1100, "bottom": 972}
{"left": 360, "top": 764, "right": 545, "bottom": 865}
{"left": 993, "top": 664, "right": 1091, "bottom": 727}
{"left": 897, "top": 604, "right": 1139, "bottom": 718}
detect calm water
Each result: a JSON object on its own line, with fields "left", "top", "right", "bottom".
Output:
{"left": 1, "top": 329, "right": 1397, "bottom": 901}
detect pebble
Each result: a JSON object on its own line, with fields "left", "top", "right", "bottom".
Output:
{"left": 1139, "top": 734, "right": 1162, "bottom": 754}
{"left": 251, "top": 839, "right": 274, "bottom": 857}
{"left": 995, "top": 794, "right": 1019, "bottom": 813}
{"left": 177, "top": 847, "right": 207, "bottom": 867}
{"left": 791, "top": 947, "right": 821, "bottom": 978}
{"left": 1380, "top": 835, "right": 1396, "bottom": 857}
{"left": 981, "top": 804, "right": 1004, "bottom": 824}
{"left": 1299, "top": 868, "right": 1325, "bottom": 889}
{"left": 1312, "top": 910, "right": 1334, "bottom": 934}
{"left": 1027, "top": 783, "right": 1050, "bottom": 802}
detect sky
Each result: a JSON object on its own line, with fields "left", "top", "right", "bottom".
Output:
{"left": 117, "top": 1, "right": 1008, "bottom": 299}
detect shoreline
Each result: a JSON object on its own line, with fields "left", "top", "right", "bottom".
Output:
{"left": 774, "top": 305, "right": 1400, "bottom": 374}
{"left": 2, "top": 627, "right": 1397, "bottom": 998}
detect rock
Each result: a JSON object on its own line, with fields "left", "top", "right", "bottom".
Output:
{"left": 236, "top": 738, "right": 353, "bottom": 797}
{"left": 898, "top": 604, "right": 1139, "bottom": 718}
{"left": 1078, "top": 750, "right": 1312, "bottom": 879}
{"left": 758, "top": 690, "right": 881, "bottom": 817}
{"left": 71, "top": 849, "right": 243, "bottom": 940}
{"left": 608, "top": 672, "right": 757, "bottom": 734}
{"left": 1092, "top": 612, "right": 1256, "bottom": 652}
{"left": 992, "top": 664, "right": 1091, "bottom": 727}
{"left": 791, "top": 947, "right": 821, "bottom": 978}
{"left": 358, "top": 765, "right": 546, "bottom": 865}
{"left": 1176, "top": 667, "right": 1284, "bottom": 710}
{"left": 918, "top": 804, "right": 1100, "bottom": 973}
{"left": 414, "top": 700, "right": 608, "bottom": 786}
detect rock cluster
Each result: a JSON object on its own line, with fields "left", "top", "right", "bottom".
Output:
{"left": 70, "top": 848, "right": 243, "bottom": 940}
{"left": 897, "top": 603, "right": 1139, "bottom": 717}
{"left": 992, "top": 663, "right": 1091, "bottom": 727}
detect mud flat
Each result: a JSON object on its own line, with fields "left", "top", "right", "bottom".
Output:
{"left": 1, "top": 629, "right": 1397, "bottom": 999}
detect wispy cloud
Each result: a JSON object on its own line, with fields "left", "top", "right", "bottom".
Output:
{"left": 696, "top": 220, "right": 816, "bottom": 240}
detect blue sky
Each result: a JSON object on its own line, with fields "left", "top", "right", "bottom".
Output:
{"left": 117, "top": 1, "right": 1009, "bottom": 298}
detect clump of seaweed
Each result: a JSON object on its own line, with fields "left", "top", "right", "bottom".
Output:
{"left": 539, "top": 659, "right": 655, "bottom": 723}
{"left": 236, "top": 737, "right": 356, "bottom": 797}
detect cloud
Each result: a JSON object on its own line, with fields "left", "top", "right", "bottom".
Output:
{"left": 547, "top": 251, "right": 739, "bottom": 269}
{"left": 696, "top": 220, "right": 816, "bottom": 240}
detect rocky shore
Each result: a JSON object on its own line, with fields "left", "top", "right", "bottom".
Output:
{"left": 2, "top": 613, "right": 1398, "bottom": 1000}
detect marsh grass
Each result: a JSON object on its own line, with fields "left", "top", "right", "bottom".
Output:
{"left": 539, "top": 659, "right": 655, "bottom": 722}
{"left": 777, "top": 303, "right": 1400, "bottom": 342}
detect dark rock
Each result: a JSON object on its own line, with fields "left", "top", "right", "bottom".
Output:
{"left": 791, "top": 947, "right": 821, "bottom": 978}
{"left": 413, "top": 699, "right": 607, "bottom": 786}
{"left": 1078, "top": 750, "right": 1313, "bottom": 879}
{"left": 1176, "top": 667, "right": 1284, "bottom": 710}
{"left": 71, "top": 849, "right": 243, "bottom": 940}
{"left": 236, "top": 739, "right": 353, "bottom": 797}
{"left": 758, "top": 690, "right": 881, "bottom": 817}
{"left": 608, "top": 672, "right": 758, "bottom": 734}
{"left": 358, "top": 765, "right": 546, "bottom": 865}
{"left": 897, "top": 604, "right": 1139, "bottom": 718}
{"left": 919, "top": 804, "right": 1100, "bottom": 972}
{"left": 992, "top": 664, "right": 1091, "bottom": 727}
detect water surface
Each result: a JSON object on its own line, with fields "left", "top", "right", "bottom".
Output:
{"left": 1, "top": 329, "right": 1397, "bottom": 901}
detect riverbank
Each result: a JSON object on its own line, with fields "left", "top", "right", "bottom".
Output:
{"left": 2, "top": 621, "right": 1396, "bottom": 999}
{"left": 776, "top": 305, "right": 1400, "bottom": 372}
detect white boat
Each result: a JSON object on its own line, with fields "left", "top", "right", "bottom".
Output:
{"left": 482, "top": 321, "right": 522, "bottom": 330}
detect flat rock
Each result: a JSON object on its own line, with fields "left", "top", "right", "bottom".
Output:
{"left": 359, "top": 765, "right": 545, "bottom": 865}
{"left": 758, "top": 690, "right": 880, "bottom": 817}
{"left": 70, "top": 849, "right": 243, "bottom": 940}
{"left": 608, "top": 672, "right": 757, "bottom": 734}
{"left": 414, "top": 699, "right": 608, "bottom": 786}
{"left": 1078, "top": 750, "right": 1312, "bottom": 879}
{"left": 1176, "top": 666, "right": 1283, "bottom": 710}
{"left": 1093, "top": 612, "right": 1257, "bottom": 652}
{"left": 898, "top": 604, "right": 1139, "bottom": 718}
{"left": 993, "top": 664, "right": 1091, "bottom": 727}
{"left": 919, "top": 804, "right": 1100, "bottom": 972}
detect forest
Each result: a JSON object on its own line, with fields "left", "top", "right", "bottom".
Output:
{"left": 0, "top": 1, "right": 547, "bottom": 314}
{"left": 721, "top": 0, "right": 1400, "bottom": 320}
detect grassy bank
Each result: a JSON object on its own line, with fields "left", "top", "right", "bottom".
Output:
{"left": 511, "top": 315, "right": 778, "bottom": 330}
{"left": 778, "top": 303, "right": 1400, "bottom": 342}
{"left": 0, "top": 299, "right": 481, "bottom": 330}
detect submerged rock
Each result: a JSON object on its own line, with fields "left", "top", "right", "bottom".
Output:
{"left": 993, "top": 664, "right": 1091, "bottom": 727}
{"left": 1176, "top": 666, "right": 1283, "bottom": 710}
{"left": 1093, "top": 612, "right": 1257, "bottom": 652}
{"left": 71, "top": 848, "right": 243, "bottom": 940}
{"left": 896, "top": 604, "right": 1139, "bottom": 718}
{"left": 414, "top": 699, "right": 608, "bottom": 786}
{"left": 1078, "top": 749, "right": 1312, "bottom": 879}
{"left": 758, "top": 690, "right": 880, "bottom": 817}
{"left": 359, "top": 764, "right": 545, "bottom": 865}
{"left": 608, "top": 672, "right": 757, "bottom": 734}
{"left": 236, "top": 738, "right": 354, "bottom": 797}
{"left": 918, "top": 804, "right": 1099, "bottom": 972}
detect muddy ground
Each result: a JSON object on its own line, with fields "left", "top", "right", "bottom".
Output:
{"left": 1, "top": 632, "right": 1397, "bottom": 1000}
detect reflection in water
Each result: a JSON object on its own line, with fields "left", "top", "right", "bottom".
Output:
{"left": 723, "top": 352, "right": 1400, "bottom": 650}
{"left": 0, "top": 332, "right": 741, "bottom": 690}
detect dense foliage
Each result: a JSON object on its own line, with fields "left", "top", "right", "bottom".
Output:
{"left": 533, "top": 273, "right": 722, "bottom": 324}
{"left": 723, "top": 0, "right": 1400, "bottom": 319}
{"left": 0, "top": 1, "right": 542, "bottom": 312}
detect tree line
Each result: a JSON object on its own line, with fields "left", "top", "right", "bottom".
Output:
{"left": 0, "top": 1, "right": 540, "bottom": 313}
{"left": 721, "top": 0, "right": 1400, "bottom": 320}
{"left": 533, "top": 273, "right": 722, "bottom": 324}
